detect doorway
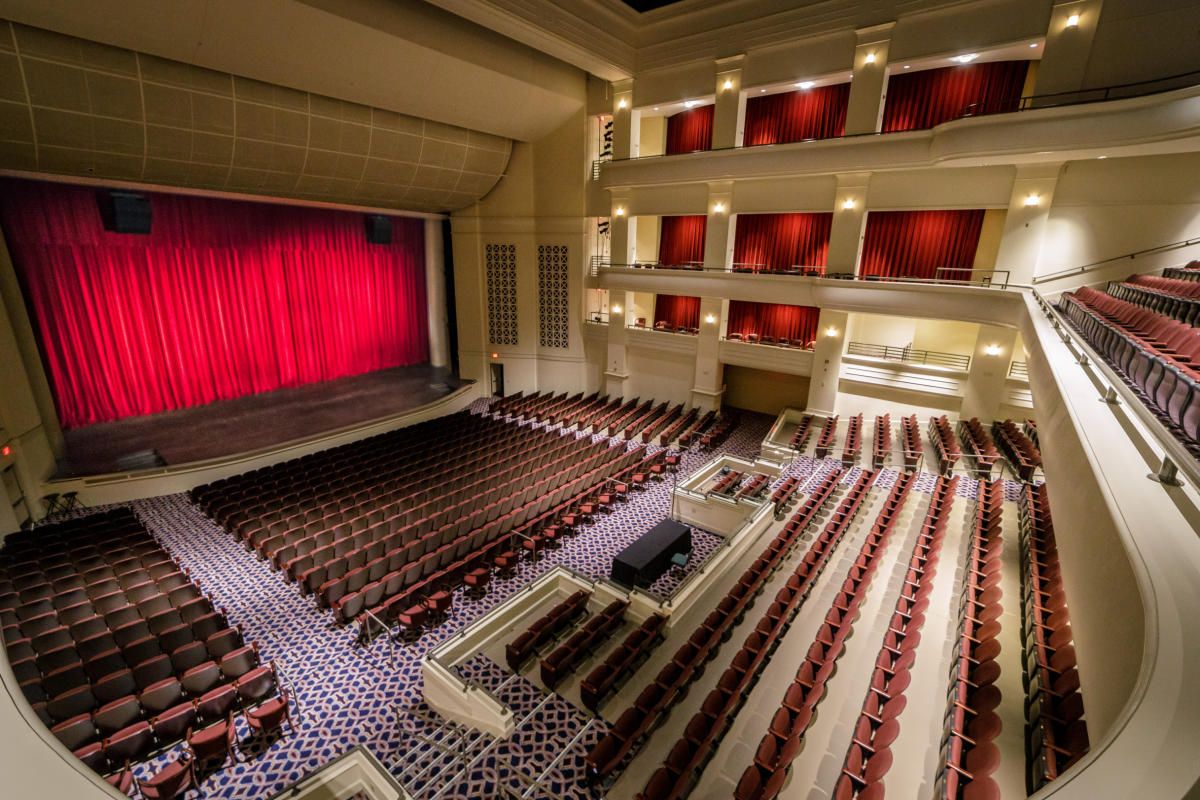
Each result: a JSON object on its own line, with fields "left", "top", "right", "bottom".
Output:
{"left": 490, "top": 363, "right": 505, "bottom": 397}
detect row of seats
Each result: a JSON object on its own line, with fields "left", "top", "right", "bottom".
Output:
{"left": 699, "top": 412, "right": 739, "bottom": 449}
{"left": 657, "top": 407, "right": 699, "bottom": 446}
{"left": 901, "top": 415, "right": 922, "bottom": 470}
{"left": 732, "top": 471, "right": 916, "bottom": 800}
{"left": 1019, "top": 484, "right": 1090, "bottom": 792}
{"left": 833, "top": 475, "right": 960, "bottom": 799}
{"left": 958, "top": 418, "right": 1000, "bottom": 478}
{"left": 540, "top": 599, "right": 629, "bottom": 688}
{"left": 708, "top": 469, "right": 745, "bottom": 498}
{"left": 505, "top": 590, "right": 590, "bottom": 671}
{"left": 580, "top": 614, "right": 666, "bottom": 712}
{"left": 585, "top": 466, "right": 846, "bottom": 785}
{"left": 676, "top": 411, "right": 717, "bottom": 447}
{"left": 640, "top": 470, "right": 878, "bottom": 800}
{"left": 935, "top": 479, "right": 1006, "bottom": 800}
{"left": 872, "top": 415, "right": 891, "bottom": 469}
{"left": 1058, "top": 287, "right": 1200, "bottom": 453}
{"left": 814, "top": 416, "right": 839, "bottom": 459}
{"left": 789, "top": 415, "right": 816, "bottom": 451}
{"left": 1161, "top": 262, "right": 1200, "bottom": 281}
{"left": 735, "top": 474, "right": 770, "bottom": 502}
{"left": 929, "top": 416, "right": 962, "bottom": 475}
{"left": 1112, "top": 274, "right": 1200, "bottom": 325}
{"left": 630, "top": 403, "right": 685, "bottom": 444}
{"left": 725, "top": 332, "right": 816, "bottom": 349}
{"left": 0, "top": 509, "right": 285, "bottom": 781}
{"left": 992, "top": 420, "right": 1041, "bottom": 483}
{"left": 841, "top": 414, "right": 863, "bottom": 466}
{"left": 769, "top": 475, "right": 803, "bottom": 517}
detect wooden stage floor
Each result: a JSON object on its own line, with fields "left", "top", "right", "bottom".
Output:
{"left": 56, "top": 364, "right": 467, "bottom": 477}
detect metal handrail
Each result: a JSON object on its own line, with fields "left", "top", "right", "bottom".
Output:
{"left": 847, "top": 341, "right": 972, "bottom": 370}
{"left": 360, "top": 607, "right": 395, "bottom": 669}
{"left": 1033, "top": 235, "right": 1200, "bottom": 283}
{"left": 593, "top": 258, "right": 1007, "bottom": 288}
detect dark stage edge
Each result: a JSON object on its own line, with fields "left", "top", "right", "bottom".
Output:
{"left": 57, "top": 365, "right": 467, "bottom": 478}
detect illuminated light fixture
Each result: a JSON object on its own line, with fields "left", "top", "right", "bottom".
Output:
{"left": 984, "top": 344, "right": 1003, "bottom": 357}
{"left": 1030, "top": 42, "right": 1040, "bottom": 48}
{"left": 490, "top": 352, "right": 499, "bottom": 359}
{"left": 654, "top": 106, "right": 660, "bottom": 111}
{"left": 842, "top": 197, "right": 856, "bottom": 210}
{"left": 795, "top": 80, "right": 815, "bottom": 90}
{"left": 864, "top": 52, "right": 877, "bottom": 64}
{"left": 902, "top": 65, "right": 911, "bottom": 70}
{"left": 614, "top": 206, "right": 626, "bottom": 217}
{"left": 722, "top": 78, "right": 734, "bottom": 91}
{"left": 705, "top": 313, "right": 717, "bottom": 324}
{"left": 1, "top": 445, "right": 9, "bottom": 457}
{"left": 611, "top": 303, "right": 623, "bottom": 314}
{"left": 1024, "top": 193, "right": 1041, "bottom": 207}
{"left": 1097, "top": 155, "right": 1108, "bottom": 159}
{"left": 951, "top": 53, "right": 979, "bottom": 64}
{"left": 1066, "top": 12, "right": 1080, "bottom": 27}
{"left": 760, "top": 89, "right": 767, "bottom": 93}
{"left": 684, "top": 100, "right": 700, "bottom": 108}
{"left": 825, "top": 326, "right": 840, "bottom": 338}
{"left": 713, "top": 201, "right": 726, "bottom": 214}
{"left": 617, "top": 98, "right": 627, "bottom": 110}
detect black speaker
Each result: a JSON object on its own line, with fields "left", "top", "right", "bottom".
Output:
{"left": 97, "top": 190, "right": 151, "bottom": 234}
{"left": 365, "top": 214, "right": 392, "bottom": 244}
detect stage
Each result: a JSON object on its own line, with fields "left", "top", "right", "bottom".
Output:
{"left": 56, "top": 365, "right": 467, "bottom": 477}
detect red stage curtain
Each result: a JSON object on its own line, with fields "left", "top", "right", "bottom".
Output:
{"left": 743, "top": 83, "right": 850, "bottom": 146}
{"left": 658, "top": 215, "right": 708, "bottom": 267}
{"left": 665, "top": 105, "right": 714, "bottom": 154}
{"left": 733, "top": 212, "right": 833, "bottom": 271}
{"left": 727, "top": 301, "right": 820, "bottom": 345}
{"left": 858, "top": 209, "right": 985, "bottom": 280}
{"left": 653, "top": 295, "right": 701, "bottom": 330}
{"left": 882, "top": 60, "right": 1029, "bottom": 133}
{"left": 0, "top": 178, "right": 428, "bottom": 428}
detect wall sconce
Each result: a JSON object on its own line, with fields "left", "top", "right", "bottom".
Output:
{"left": 617, "top": 97, "right": 628, "bottom": 110}
{"left": 611, "top": 304, "right": 623, "bottom": 314}
{"left": 864, "top": 52, "right": 877, "bottom": 64}
{"left": 614, "top": 206, "right": 626, "bottom": 217}
{"left": 722, "top": 78, "right": 734, "bottom": 91}
{"left": 713, "top": 201, "right": 726, "bottom": 214}
{"left": 984, "top": 344, "right": 1003, "bottom": 357}
{"left": 705, "top": 313, "right": 717, "bottom": 324}
{"left": 825, "top": 326, "right": 840, "bottom": 337}
{"left": 490, "top": 352, "right": 499, "bottom": 359}
{"left": 1065, "top": 12, "right": 1080, "bottom": 27}
{"left": 1024, "top": 193, "right": 1041, "bottom": 207}
{"left": 842, "top": 197, "right": 856, "bottom": 210}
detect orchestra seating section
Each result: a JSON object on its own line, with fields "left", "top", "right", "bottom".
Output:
{"left": 0, "top": 509, "right": 286, "bottom": 787}
{"left": 1019, "top": 484, "right": 1090, "bottom": 791}
{"left": 936, "top": 479, "right": 1005, "bottom": 800}
{"left": 2, "top": 397, "right": 1092, "bottom": 800}
{"left": 1058, "top": 280, "right": 1200, "bottom": 455}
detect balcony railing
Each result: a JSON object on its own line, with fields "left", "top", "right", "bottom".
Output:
{"left": 589, "top": 69, "right": 1200, "bottom": 172}
{"left": 592, "top": 258, "right": 1008, "bottom": 288}
{"left": 847, "top": 341, "right": 972, "bottom": 370}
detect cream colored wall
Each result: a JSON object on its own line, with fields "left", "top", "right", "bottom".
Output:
{"left": 910, "top": 319, "right": 979, "bottom": 357}
{"left": 1084, "top": 0, "right": 1200, "bottom": 88}
{"left": 625, "top": 345, "right": 695, "bottom": 405}
{"left": 630, "top": 291, "right": 655, "bottom": 326}
{"left": 867, "top": 166, "right": 1014, "bottom": 210}
{"left": 973, "top": 207, "right": 1007, "bottom": 269}
{"left": 724, "top": 366, "right": 810, "bottom": 415}
{"left": 634, "top": 216, "right": 661, "bottom": 263}
{"left": 1035, "top": 152, "right": 1200, "bottom": 291}
{"left": 637, "top": 116, "right": 666, "bottom": 158}
{"left": 846, "top": 312, "right": 916, "bottom": 347}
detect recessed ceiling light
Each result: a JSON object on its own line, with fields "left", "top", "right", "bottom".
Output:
{"left": 902, "top": 65, "right": 911, "bottom": 69}
{"left": 654, "top": 107, "right": 659, "bottom": 111}
{"left": 1098, "top": 155, "right": 1108, "bottom": 159}
{"left": 795, "top": 81, "right": 815, "bottom": 89}
{"left": 1030, "top": 42, "right": 1039, "bottom": 48}
{"left": 760, "top": 89, "right": 767, "bottom": 93}
{"left": 951, "top": 53, "right": 980, "bottom": 63}
{"left": 684, "top": 100, "right": 699, "bottom": 108}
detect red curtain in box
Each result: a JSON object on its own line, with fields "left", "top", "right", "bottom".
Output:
{"left": 859, "top": 209, "right": 985, "bottom": 280}
{"left": 665, "top": 105, "right": 715, "bottom": 154}
{"left": 743, "top": 83, "right": 851, "bottom": 146}
{"left": 727, "top": 301, "right": 820, "bottom": 345}
{"left": 658, "top": 215, "right": 708, "bottom": 266}
{"left": 0, "top": 178, "right": 428, "bottom": 428}
{"left": 733, "top": 212, "right": 833, "bottom": 271}
{"left": 881, "top": 60, "right": 1030, "bottom": 133}
{"left": 653, "top": 294, "right": 701, "bottom": 330}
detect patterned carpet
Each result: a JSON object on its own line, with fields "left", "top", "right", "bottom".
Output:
{"left": 101, "top": 406, "right": 773, "bottom": 799}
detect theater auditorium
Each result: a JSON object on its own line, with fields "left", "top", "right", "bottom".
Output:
{"left": 0, "top": 1, "right": 1198, "bottom": 799}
